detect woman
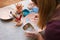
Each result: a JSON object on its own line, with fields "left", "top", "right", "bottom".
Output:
{"left": 25, "top": 0, "right": 60, "bottom": 40}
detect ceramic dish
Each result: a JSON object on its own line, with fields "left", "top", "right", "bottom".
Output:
{"left": 22, "top": 9, "right": 30, "bottom": 17}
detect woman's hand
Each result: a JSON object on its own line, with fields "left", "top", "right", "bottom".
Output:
{"left": 25, "top": 31, "right": 43, "bottom": 40}
{"left": 25, "top": 31, "right": 39, "bottom": 39}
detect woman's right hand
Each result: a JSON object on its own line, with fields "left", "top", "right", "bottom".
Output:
{"left": 25, "top": 31, "right": 44, "bottom": 40}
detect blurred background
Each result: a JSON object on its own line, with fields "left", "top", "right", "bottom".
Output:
{"left": 0, "top": 0, "right": 31, "bottom": 8}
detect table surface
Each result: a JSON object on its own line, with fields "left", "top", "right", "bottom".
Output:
{"left": 0, "top": 17, "right": 40, "bottom": 40}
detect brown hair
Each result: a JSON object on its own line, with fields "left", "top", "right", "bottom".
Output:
{"left": 31, "top": 0, "right": 37, "bottom": 5}
{"left": 32, "top": 0, "right": 57, "bottom": 29}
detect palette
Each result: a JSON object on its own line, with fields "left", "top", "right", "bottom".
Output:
{"left": 23, "top": 23, "right": 35, "bottom": 31}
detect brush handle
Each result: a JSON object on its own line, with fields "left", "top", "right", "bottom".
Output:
{"left": 19, "top": 14, "right": 22, "bottom": 20}
{"left": 10, "top": 11, "right": 17, "bottom": 18}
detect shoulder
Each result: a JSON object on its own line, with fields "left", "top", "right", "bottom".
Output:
{"left": 47, "top": 20, "right": 60, "bottom": 28}
{"left": 45, "top": 20, "right": 60, "bottom": 40}
{"left": 46, "top": 20, "right": 60, "bottom": 33}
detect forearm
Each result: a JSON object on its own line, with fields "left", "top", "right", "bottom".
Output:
{"left": 38, "top": 34, "right": 44, "bottom": 40}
